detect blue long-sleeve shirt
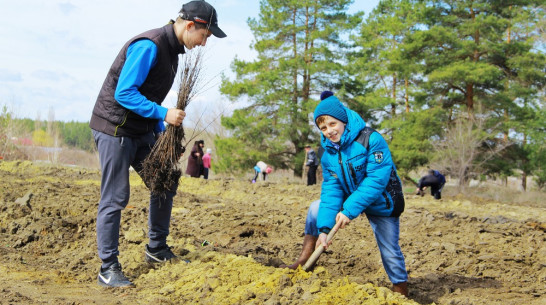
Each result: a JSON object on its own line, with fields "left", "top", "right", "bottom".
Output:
{"left": 114, "top": 39, "right": 168, "bottom": 133}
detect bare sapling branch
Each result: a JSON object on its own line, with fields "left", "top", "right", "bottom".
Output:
{"left": 140, "top": 49, "right": 204, "bottom": 195}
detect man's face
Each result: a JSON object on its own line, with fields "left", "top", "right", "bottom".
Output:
{"left": 317, "top": 115, "right": 345, "bottom": 143}
{"left": 185, "top": 23, "right": 212, "bottom": 49}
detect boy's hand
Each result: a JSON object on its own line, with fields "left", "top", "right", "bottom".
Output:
{"left": 165, "top": 108, "right": 186, "bottom": 126}
{"left": 316, "top": 233, "right": 330, "bottom": 249}
{"left": 336, "top": 212, "right": 351, "bottom": 229}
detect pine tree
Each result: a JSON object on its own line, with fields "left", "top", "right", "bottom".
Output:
{"left": 219, "top": 0, "right": 362, "bottom": 174}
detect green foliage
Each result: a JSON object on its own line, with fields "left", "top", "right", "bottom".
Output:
{"left": 0, "top": 106, "right": 16, "bottom": 158}
{"left": 214, "top": 0, "right": 544, "bottom": 189}
{"left": 530, "top": 144, "right": 546, "bottom": 190}
{"left": 214, "top": 108, "right": 278, "bottom": 173}
{"left": 16, "top": 118, "right": 35, "bottom": 134}
{"left": 218, "top": 0, "right": 362, "bottom": 175}
{"left": 57, "top": 121, "right": 95, "bottom": 151}
{"left": 0, "top": 106, "right": 30, "bottom": 159}
{"left": 0, "top": 106, "right": 94, "bottom": 152}
{"left": 526, "top": 105, "right": 546, "bottom": 189}
{"left": 348, "top": 0, "right": 545, "bottom": 190}
{"left": 0, "top": 105, "right": 12, "bottom": 132}
{"left": 386, "top": 108, "right": 446, "bottom": 175}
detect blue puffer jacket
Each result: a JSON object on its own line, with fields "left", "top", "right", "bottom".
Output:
{"left": 317, "top": 100, "right": 403, "bottom": 232}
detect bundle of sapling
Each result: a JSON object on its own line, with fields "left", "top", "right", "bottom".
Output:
{"left": 140, "top": 50, "right": 204, "bottom": 195}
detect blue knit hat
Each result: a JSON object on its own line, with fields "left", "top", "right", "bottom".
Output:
{"left": 314, "top": 92, "right": 348, "bottom": 124}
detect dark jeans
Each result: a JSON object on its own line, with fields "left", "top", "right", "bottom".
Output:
{"left": 432, "top": 183, "right": 445, "bottom": 199}
{"left": 93, "top": 130, "right": 177, "bottom": 269}
{"left": 203, "top": 167, "right": 209, "bottom": 179}
{"left": 305, "top": 200, "right": 408, "bottom": 284}
{"left": 307, "top": 165, "right": 318, "bottom": 185}
{"left": 418, "top": 182, "right": 444, "bottom": 200}
{"left": 253, "top": 171, "right": 267, "bottom": 181}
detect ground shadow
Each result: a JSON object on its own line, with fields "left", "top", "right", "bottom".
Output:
{"left": 409, "top": 273, "right": 502, "bottom": 304}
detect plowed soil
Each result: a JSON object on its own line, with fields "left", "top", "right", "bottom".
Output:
{"left": 0, "top": 161, "right": 544, "bottom": 304}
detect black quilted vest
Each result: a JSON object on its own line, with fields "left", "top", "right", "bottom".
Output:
{"left": 90, "top": 23, "right": 185, "bottom": 137}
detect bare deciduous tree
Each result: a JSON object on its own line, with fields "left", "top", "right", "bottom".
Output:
{"left": 433, "top": 115, "right": 509, "bottom": 192}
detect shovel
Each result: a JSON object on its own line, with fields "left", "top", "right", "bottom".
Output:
{"left": 302, "top": 220, "right": 342, "bottom": 271}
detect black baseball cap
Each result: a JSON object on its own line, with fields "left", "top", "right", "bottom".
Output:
{"left": 179, "top": 0, "right": 227, "bottom": 38}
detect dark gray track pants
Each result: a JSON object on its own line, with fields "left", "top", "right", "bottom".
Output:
{"left": 93, "top": 130, "right": 176, "bottom": 268}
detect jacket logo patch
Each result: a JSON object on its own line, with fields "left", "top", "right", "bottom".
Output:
{"left": 328, "top": 170, "right": 338, "bottom": 179}
{"left": 373, "top": 151, "right": 384, "bottom": 164}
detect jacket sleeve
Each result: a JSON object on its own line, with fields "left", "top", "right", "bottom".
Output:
{"left": 341, "top": 133, "right": 392, "bottom": 220}
{"left": 316, "top": 160, "right": 345, "bottom": 232}
{"left": 115, "top": 40, "right": 168, "bottom": 121}
{"left": 154, "top": 121, "right": 166, "bottom": 134}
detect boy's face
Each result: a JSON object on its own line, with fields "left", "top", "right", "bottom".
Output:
{"left": 317, "top": 115, "right": 345, "bottom": 143}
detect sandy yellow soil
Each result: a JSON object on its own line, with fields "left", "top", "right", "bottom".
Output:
{"left": 0, "top": 161, "right": 544, "bottom": 304}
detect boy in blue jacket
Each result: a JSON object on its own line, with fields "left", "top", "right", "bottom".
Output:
{"left": 281, "top": 91, "right": 408, "bottom": 296}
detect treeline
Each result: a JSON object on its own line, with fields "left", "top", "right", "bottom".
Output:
{"left": 217, "top": 0, "right": 546, "bottom": 190}
{"left": 1, "top": 109, "right": 94, "bottom": 153}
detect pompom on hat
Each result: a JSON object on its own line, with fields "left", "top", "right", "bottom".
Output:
{"left": 313, "top": 91, "right": 348, "bottom": 124}
{"left": 320, "top": 90, "right": 334, "bottom": 101}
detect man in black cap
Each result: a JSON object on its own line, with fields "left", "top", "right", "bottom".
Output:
{"left": 90, "top": 0, "right": 226, "bottom": 288}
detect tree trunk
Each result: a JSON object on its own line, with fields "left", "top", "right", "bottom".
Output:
{"left": 302, "top": 152, "right": 308, "bottom": 183}
{"left": 467, "top": 5, "right": 479, "bottom": 114}
{"left": 391, "top": 73, "right": 397, "bottom": 116}
{"left": 466, "top": 83, "right": 474, "bottom": 112}
{"left": 458, "top": 166, "right": 470, "bottom": 192}
{"left": 405, "top": 78, "right": 410, "bottom": 113}
{"left": 522, "top": 133, "right": 527, "bottom": 191}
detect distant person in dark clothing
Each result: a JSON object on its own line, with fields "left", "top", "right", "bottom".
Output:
{"left": 305, "top": 145, "right": 319, "bottom": 185}
{"left": 186, "top": 140, "right": 204, "bottom": 178}
{"left": 416, "top": 169, "right": 446, "bottom": 199}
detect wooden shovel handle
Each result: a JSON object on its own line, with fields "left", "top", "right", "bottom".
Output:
{"left": 302, "top": 221, "right": 342, "bottom": 271}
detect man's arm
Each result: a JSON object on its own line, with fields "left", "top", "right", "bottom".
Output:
{"left": 115, "top": 40, "right": 185, "bottom": 128}
{"left": 114, "top": 39, "right": 168, "bottom": 121}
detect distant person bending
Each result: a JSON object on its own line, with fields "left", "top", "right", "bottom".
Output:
{"left": 252, "top": 161, "right": 272, "bottom": 182}
{"left": 416, "top": 169, "right": 446, "bottom": 200}
{"left": 89, "top": 0, "right": 226, "bottom": 288}
{"left": 202, "top": 148, "right": 212, "bottom": 179}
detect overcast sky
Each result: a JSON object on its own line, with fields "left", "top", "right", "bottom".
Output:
{"left": 0, "top": 0, "right": 379, "bottom": 124}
